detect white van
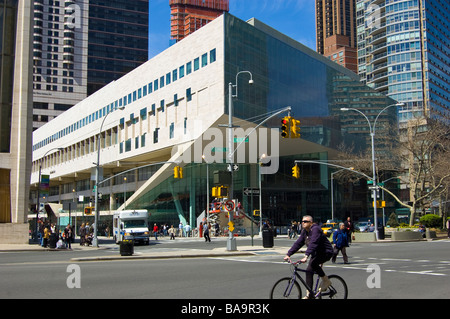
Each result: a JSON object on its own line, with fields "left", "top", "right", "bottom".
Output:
{"left": 113, "top": 210, "right": 150, "bottom": 245}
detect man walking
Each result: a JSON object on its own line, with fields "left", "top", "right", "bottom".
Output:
{"left": 332, "top": 223, "right": 349, "bottom": 264}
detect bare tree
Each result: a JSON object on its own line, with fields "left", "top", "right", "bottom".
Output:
{"left": 335, "top": 117, "right": 450, "bottom": 226}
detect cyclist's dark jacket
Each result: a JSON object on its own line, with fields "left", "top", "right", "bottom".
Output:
{"left": 287, "top": 223, "right": 333, "bottom": 258}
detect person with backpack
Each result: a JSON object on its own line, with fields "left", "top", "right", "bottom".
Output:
{"left": 332, "top": 222, "right": 349, "bottom": 264}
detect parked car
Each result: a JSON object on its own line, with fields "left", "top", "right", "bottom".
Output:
{"left": 356, "top": 222, "right": 370, "bottom": 232}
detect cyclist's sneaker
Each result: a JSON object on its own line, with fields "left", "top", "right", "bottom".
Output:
{"left": 319, "top": 276, "right": 332, "bottom": 292}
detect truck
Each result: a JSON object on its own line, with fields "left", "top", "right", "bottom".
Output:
{"left": 113, "top": 210, "right": 150, "bottom": 245}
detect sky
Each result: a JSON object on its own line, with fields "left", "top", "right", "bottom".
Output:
{"left": 148, "top": 0, "right": 316, "bottom": 59}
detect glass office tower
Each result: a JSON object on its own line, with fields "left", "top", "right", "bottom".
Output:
{"left": 357, "top": 0, "right": 449, "bottom": 123}
{"left": 87, "top": 0, "right": 149, "bottom": 95}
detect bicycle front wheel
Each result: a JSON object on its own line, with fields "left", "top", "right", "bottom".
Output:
{"left": 270, "top": 277, "right": 302, "bottom": 299}
{"left": 322, "top": 275, "right": 348, "bottom": 299}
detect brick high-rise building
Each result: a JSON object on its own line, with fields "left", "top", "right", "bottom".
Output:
{"left": 315, "top": 0, "right": 357, "bottom": 73}
{"left": 170, "top": 0, "right": 229, "bottom": 43}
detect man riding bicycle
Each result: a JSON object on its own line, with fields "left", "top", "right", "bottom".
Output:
{"left": 284, "top": 215, "right": 333, "bottom": 298}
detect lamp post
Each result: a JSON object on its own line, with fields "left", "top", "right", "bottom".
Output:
{"left": 225, "top": 70, "right": 253, "bottom": 251}
{"left": 93, "top": 106, "right": 125, "bottom": 247}
{"left": 35, "top": 147, "right": 63, "bottom": 243}
{"left": 341, "top": 102, "right": 404, "bottom": 240}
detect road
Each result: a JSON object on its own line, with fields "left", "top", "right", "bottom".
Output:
{"left": 1, "top": 237, "right": 449, "bottom": 300}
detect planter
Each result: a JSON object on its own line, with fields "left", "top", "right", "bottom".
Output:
{"left": 353, "top": 232, "right": 377, "bottom": 242}
{"left": 391, "top": 231, "right": 423, "bottom": 241}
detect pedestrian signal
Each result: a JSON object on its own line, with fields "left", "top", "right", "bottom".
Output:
{"left": 84, "top": 207, "right": 93, "bottom": 215}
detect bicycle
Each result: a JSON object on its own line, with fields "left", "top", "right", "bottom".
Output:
{"left": 270, "top": 260, "right": 348, "bottom": 299}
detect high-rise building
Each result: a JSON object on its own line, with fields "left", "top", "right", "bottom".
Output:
{"left": 356, "top": 0, "right": 449, "bottom": 122}
{"left": 32, "top": 0, "right": 149, "bottom": 130}
{"left": 32, "top": 0, "right": 89, "bottom": 130}
{"left": 315, "top": 0, "right": 358, "bottom": 73}
{"left": 0, "top": 0, "right": 33, "bottom": 244}
{"left": 170, "top": 0, "right": 229, "bottom": 43}
{"left": 87, "top": 0, "right": 149, "bottom": 96}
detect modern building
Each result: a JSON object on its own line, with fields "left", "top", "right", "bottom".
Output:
{"left": 30, "top": 13, "right": 397, "bottom": 235}
{"left": 170, "top": 0, "right": 229, "bottom": 43}
{"left": 356, "top": 0, "right": 449, "bottom": 123}
{"left": 315, "top": 0, "right": 358, "bottom": 73}
{"left": 32, "top": 0, "right": 149, "bottom": 130}
{"left": 0, "top": 0, "right": 34, "bottom": 244}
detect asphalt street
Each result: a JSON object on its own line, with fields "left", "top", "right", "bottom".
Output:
{"left": 1, "top": 237, "right": 449, "bottom": 300}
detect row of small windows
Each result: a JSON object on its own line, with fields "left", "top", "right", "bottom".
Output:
{"left": 33, "top": 48, "right": 217, "bottom": 152}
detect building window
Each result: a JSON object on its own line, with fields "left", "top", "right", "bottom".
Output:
{"left": 173, "top": 69, "right": 178, "bottom": 82}
{"left": 194, "top": 57, "right": 199, "bottom": 71}
{"left": 202, "top": 53, "right": 208, "bottom": 67}
{"left": 186, "top": 62, "right": 192, "bottom": 75}
{"left": 179, "top": 65, "right": 185, "bottom": 78}
{"left": 210, "top": 48, "right": 216, "bottom": 63}
{"left": 186, "top": 88, "right": 192, "bottom": 102}
{"left": 169, "top": 123, "right": 174, "bottom": 139}
{"left": 174, "top": 94, "right": 178, "bottom": 106}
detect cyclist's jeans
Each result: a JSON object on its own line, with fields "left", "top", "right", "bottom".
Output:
{"left": 306, "top": 254, "right": 330, "bottom": 290}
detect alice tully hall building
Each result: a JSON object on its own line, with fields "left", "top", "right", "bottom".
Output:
{"left": 30, "top": 13, "right": 397, "bottom": 234}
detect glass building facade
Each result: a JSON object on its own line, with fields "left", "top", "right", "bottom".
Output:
{"left": 357, "top": 0, "right": 449, "bottom": 123}
{"left": 125, "top": 14, "right": 397, "bottom": 227}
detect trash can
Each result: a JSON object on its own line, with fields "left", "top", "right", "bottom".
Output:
{"left": 120, "top": 239, "right": 134, "bottom": 256}
{"left": 377, "top": 226, "right": 385, "bottom": 240}
{"left": 49, "top": 233, "right": 57, "bottom": 249}
{"left": 262, "top": 228, "right": 274, "bottom": 248}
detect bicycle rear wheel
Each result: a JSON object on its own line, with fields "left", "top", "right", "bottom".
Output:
{"left": 270, "top": 277, "right": 302, "bottom": 299}
{"left": 321, "top": 275, "right": 348, "bottom": 299}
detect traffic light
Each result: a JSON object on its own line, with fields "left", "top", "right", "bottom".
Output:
{"left": 84, "top": 207, "right": 93, "bottom": 215}
{"left": 281, "top": 116, "right": 291, "bottom": 138}
{"left": 292, "top": 164, "right": 300, "bottom": 179}
{"left": 212, "top": 186, "right": 228, "bottom": 198}
{"left": 290, "top": 118, "right": 301, "bottom": 138}
{"left": 174, "top": 166, "right": 183, "bottom": 179}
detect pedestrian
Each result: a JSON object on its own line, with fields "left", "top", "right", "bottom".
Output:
{"left": 64, "top": 224, "right": 73, "bottom": 249}
{"left": 43, "top": 225, "right": 51, "bottom": 248}
{"left": 184, "top": 223, "right": 191, "bottom": 237}
{"left": 203, "top": 222, "right": 211, "bottom": 242}
{"left": 332, "top": 223, "right": 349, "bottom": 264}
{"left": 446, "top": 218, "right": 450, "bottom": 238}
{"left": 344, "top": 216, "right": 354, "bottom": 243}
{"left": 153, "top": 223, "right": 159, "bottom": 240}
{"left": 80, "top": 223, "right": 86, "bottom": 246}
{"left": 178, "top": 222, "right": 184, "bottom": 237}
{"left": 168, "top": 225, "right": 176, "bottom": 240}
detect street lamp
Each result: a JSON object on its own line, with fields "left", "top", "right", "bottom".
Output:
{"left": 226, "top": 70, "right": 253, "bottom": 251}
{"left": 93, "top": 106, "right": 125, "bottom": 247}
{"left": 35, "top": 147, "right": 64, "bottom": 243}
{"left": 341, "top": 102, "right": 404, "bottom": 240}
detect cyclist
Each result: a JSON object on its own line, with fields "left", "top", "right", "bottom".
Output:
{"left": 284, "top": 215, "right": 333, "bottom": 298}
